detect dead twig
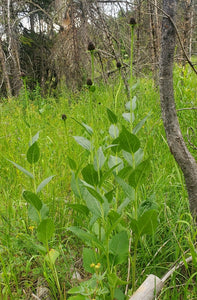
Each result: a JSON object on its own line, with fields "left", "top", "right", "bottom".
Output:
{"left": 148, "top": 0, "right": 197, "bottom": 76}
{"left": 177, "top": 107, "right": 197, "bottom": 111}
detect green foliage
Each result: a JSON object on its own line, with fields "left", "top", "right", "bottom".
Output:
{"left": 1, "top": 64, "right": 197, "bottom": 299}
{"left": 67, "top": 96, "right": 158, "bottom": 298}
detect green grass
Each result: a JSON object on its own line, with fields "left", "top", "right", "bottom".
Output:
{"left": 0, "top": 66, "right": 197, "bottom": 299}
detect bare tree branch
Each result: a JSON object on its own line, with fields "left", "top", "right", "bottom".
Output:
{"left": 148, "top": 0, "right": 197, "bottom": 75}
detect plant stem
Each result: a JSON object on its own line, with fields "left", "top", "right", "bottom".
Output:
{"left": 91, "top": 51, "right": 95, "bottom": 83}
{"left": 130, "top": 25, "right": 135, "bottom": 132}
{"left": 64, "top": 121, "right": 70, "bottom": 155}
{"left": 132, "top": 238, "right": 138, "bottom": 293}
{"left": 114, "top": 69, "right": 122, "bottom": 114}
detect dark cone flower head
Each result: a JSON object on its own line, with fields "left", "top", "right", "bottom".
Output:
{"left": 129, "top": 17, "right": 137, "bottom": 26}
{"left": 87, "top": 78, "right": 93, "bottom": 86}
{"left": 62, "top": 114, "right": 67, "bottom": 121}
{"left": 88, "top": 41, "right": 95, "bottom": 51}
{"left": 116, "top": 61, "right": 122, "bottom": 69}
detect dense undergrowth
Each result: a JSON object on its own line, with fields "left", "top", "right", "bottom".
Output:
{"left": 0, "top": 64, "right": 197, "bottom": 299}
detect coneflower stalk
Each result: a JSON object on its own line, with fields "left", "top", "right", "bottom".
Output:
{"left": 129, "top": 17, "right": 136, "bottom": 131}
{"left": 62, "top": 114, "right": 70, "bottom": 155}
{"left": 87, "top": 42, "right": 96, "bottom": 125}
{"left": 114, "top": 61, "right": 122, "bottom": 114}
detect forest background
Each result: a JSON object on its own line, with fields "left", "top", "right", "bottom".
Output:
{"left": 0, "top": 0, "right": 196, "bottom": 97}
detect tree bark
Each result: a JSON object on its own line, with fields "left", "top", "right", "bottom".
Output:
{"left": 159, "top": 0, "right": 197, "bottom": 219}
{"left": 149, "top": 1, "right": 159, "bottom": 84}
{"left": 182, "top": 0, "right": 193, "bottom": 64}
{"left": 0, "top": 38, "right": 12, "bottom": 97}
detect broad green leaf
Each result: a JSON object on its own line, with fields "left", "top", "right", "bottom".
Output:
{"left": 71, "top": 118, "right": 93, "bottom": 136}
{"left": 109, "top": 231, "right": 129, "bottom": 256}
{"left": 107, "top": 108, "right": 118, "bottom": 124}
{"left": 99, "top": 163, "right": 121, "bottom": 186}
{"left": 81, "top": 122, "right": 93, "bottom": 135}
{"left": 109, "top": 124, "right": 119, "bottom": 138}
{"left": 112, "top": 126, "right": 140, "bottom": 153}
{"left": 134, "top": 148, "right": 144, "bottom": 166}
{"left": 119, "top": 126, "right": 140, "bottom": 153}
{"left": 133, "top": 113, "right": 150, "bottom": 134}
{"left": 81, "top": 188, "right": 102, "bottom": 217}
{"left": 30, "top": 131, "right": 39, "bottom": 146}
{"left": 28, "top": 205, "right": 40, "bottom": 223}
{"left": 108, "top": 155, "right": 124, "bottom": 173}
{"left": 122, "top": 150, "right": 133, "bottom": 166}
{"left": 122, "top": 112, "right": 135, "bottom": 123}
{"left": 108, "top": 273, "right": 128, "bottom": 289}
{"left": 118, "top": 166, "right": 133, "bottom": 180}
{"left": 114, "top": 288, "right": 126, "bottom": 300}
{"left": 27, "top": 141, "right": 40, "bottom": 164}
{"left": 28, "top": 203, "right": 49, "bottom": 223}
{"left": 36, "top": 175, "right": 56, "bottom": 193}
{"left": 82, "top": 164, "right": 99, "bottom": 186}
{"left": 125, "top": 101, "right": 130, "bottom": 111}
{"left": 129, "top": 218, "right": 139, "bottom": 235}
{"left": 92, "top": 222, "right": 105, "bottom": 241}
{"left": 107, "top": 273, "right": 118, "bottom": 288}
{"left": 45, "top": 248, "right": 59, "bottom": 265}
{"left": 73, "top": 136, "right": 91, "bottom": 151}
{"left": 111, "top": 137, "right": 121, "bottom": 153}
{"left": 122, "top": 148, "right": 144, "bottom": 167}
{"left": 83, "top": 248, "right": 97, "bottom": 273}
{"left": 117, "top": 197, "right": 131, "bottom": 214}
{"left": 93, "top": 147, "right": 106, "bottom": 171}
{"left": 68, "top": 227, "right": 93, "bottom": 244}
{"left": 114, "top": 176, "right": 135, "bottom": 199}
{"left": 132, "top": 96, "right": 137, "bottom": 111}
{"left": 66, "top": 204, "right": 89, "bottom": 216}
{"left": 107, "top": 210, "right": 120, "bottom": 225}
{"left": 109, "top": 231, "right": 129, "bottom": 265}
{"left": 128, "top": 159, "right": 150, "bottom": 188}
{"left": 125, "top": 96, "right": 137, "bottom": 112}
{"left": 138, "top": 195, "right": 158, "bottom": 216}
{"left": 23, "top": 190, "right": 42, "bottom": 211}
{"left": 82, "top": 183, "right": 104, "bottom": 204}
{"left": 68, "top": 157, "right": 77, "bottom": 170}
{"left": 37, "top": 218, "right": 55, "bottom": 244}
{"left": 67, "top": 286, "right": 85, "bottom": 295}
{"left": 69, "top": 227, "right": 104, "bottom": 250}
{"left": 71, "top": 172, "right": 83, "bottom": 199}
{"left": 138, "top": 209, "right": 158, "bottom": 236}
{"left": 106, "top": 210, "right": 123, "bottom": 238}
{"left": 104, "top": 189, "right": 114, "bottom": 203}
{"left": 40, "top": 204, "right": 49, "bottom": 220}
{"left": 7, "top": 159, "right": 34, "bottom": 179}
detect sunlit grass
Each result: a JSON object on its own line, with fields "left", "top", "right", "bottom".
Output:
{"left": 0, "top": 66, "right": 197, "bottom": 299}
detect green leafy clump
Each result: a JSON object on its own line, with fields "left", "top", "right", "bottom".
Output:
{"left": 1, "top": 64, "right": 196, "bottom": 299}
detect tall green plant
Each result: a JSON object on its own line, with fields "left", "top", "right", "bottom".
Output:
{"left": 67, "top": 104, "right": 157, "bottom": 298}
{"left": 7, "top": 133, "right": 63, "bottom": 299}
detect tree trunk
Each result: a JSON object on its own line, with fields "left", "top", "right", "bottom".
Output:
{"left": 0, "top": 38, "right": 12, "bottom": 97}
{"left": 182, "top": 0, "right": 193, "bottom": 64}
{"left": 159, "top": 0, "right": 197, "bottom": 219}
{"left": 149, "top": 1, "right": 159, "bottom": 83}
{"left": 7, "top": 0, "right": 22, "bottom": 95}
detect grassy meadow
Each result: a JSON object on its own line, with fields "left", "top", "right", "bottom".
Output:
{"left": 0, "top": 64, "right": 197, "bottom": 299}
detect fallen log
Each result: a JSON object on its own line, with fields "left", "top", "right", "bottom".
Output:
{"left": 129, "top": 256, "right": 193, "bottom": 300}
